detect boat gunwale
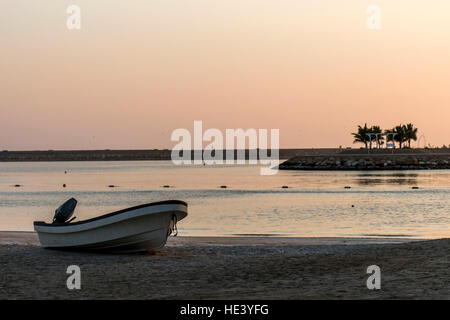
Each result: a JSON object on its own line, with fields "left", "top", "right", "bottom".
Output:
{"left": 33, "top": 200, "right": 187, "bottom": 227}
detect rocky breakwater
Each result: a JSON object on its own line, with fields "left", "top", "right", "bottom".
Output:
{"left": 278, "top": 152, "right": 450, "bottom": 170}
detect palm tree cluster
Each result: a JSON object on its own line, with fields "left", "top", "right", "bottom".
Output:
{"left": 352, "top": 123, "right": 418, "bottom": 149}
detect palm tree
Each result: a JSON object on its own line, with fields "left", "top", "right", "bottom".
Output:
{"left": 352, "top": 124, "right": 370, "bottom": 149}
{"left": 386, "top": 125, "right": 410, "bottom": 148}
{"left": 403, "top": 123, "right": 418, "bottom": 148}
{"left": 384, "top": 128, "right": 395, "bottom": 148}
{"left": 393, "top": 125, "right": 407, "bottom": 148}
{"left": 370, "top": 125, "right": 384, "bottom": 149}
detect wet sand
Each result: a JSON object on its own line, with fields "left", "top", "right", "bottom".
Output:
{"left": 1, "top": 232, "right": 448, "bottom": 299}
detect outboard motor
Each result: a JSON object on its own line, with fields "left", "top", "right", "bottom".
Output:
{"left": 53, "top": 198, "right": 77, "bottom": 224}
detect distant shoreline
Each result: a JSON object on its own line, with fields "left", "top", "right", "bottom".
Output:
{"left": 0, "top": 148, "right": 339, "bottom": 162}
{"left": 2, "top": 148, "right": 450, "bottom": 171}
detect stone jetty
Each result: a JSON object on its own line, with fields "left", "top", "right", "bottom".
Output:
{"left": 279, "top": 149, "right": 450, "bottom": 170}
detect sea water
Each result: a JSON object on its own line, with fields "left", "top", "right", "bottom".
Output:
{"left": 0, "top": 161, "right": 449, "bottom": 238}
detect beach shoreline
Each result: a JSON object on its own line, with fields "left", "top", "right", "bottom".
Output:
{"left": 1, "top": 232, "right": 448, "bottom": 299}
{"left": 0, "top": 231, "right": 422, "bottom": 247}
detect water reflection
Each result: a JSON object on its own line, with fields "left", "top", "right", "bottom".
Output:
{"left": 356, "top": 173, "right": 419, "bottom": 186}
{"left": 358, "top": 173, "right": 419, "bottom": 178}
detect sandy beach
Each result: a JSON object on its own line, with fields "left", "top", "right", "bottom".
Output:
{"left": 1, "top": 232, "right": 448, "bottom": 299}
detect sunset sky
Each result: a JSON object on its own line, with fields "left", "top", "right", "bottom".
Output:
{"left": 1, "top": 0, "right": 450, "bottom": 150}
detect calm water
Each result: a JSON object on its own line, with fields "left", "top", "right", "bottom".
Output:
{"left": 1, "top": 161, "right": 450, "bottom": 238}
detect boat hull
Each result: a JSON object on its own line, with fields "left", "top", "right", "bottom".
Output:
{"left": 33, "top": 200, "right": 187, "bottom": 253}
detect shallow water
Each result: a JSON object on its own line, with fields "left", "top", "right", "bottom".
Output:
{"left": 0, "top": 161, "right": 449, "bottom": 238}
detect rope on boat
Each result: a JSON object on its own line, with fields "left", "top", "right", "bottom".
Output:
{"left": 171, "top": 214, "right": 178, "bottom": 237}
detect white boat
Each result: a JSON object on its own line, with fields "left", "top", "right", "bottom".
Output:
{"left": 33, "top": 200, "right": 188, "bottom": 253}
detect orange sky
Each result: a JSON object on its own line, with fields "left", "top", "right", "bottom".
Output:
{"left": 1, "top": 0, "right": 450, "bottom": 150}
